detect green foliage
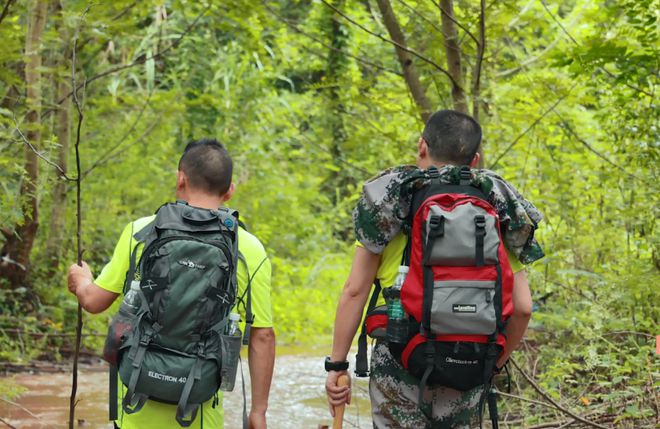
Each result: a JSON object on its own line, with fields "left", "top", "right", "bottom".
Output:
{"left": 0, "top": 0, "right": 657, "bottom": 426}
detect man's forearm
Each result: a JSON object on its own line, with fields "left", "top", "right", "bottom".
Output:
{"left": 498, "top": 270, "right": 532, "bottom": 367}
{"left": 330, "top": 289, "right": 370, "bottom": 362}
{"left": 498, "top": 312, "right": 530, "bottom": 366}
{"left": 248, "top": 327, "right": 276, "bottom": 414}
{"left": 330, "top": 247, "right": 381, "bottom": 362}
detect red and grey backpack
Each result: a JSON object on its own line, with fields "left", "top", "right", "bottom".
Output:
{"left": 356, "top": 166, "right": 514, "bottom": 403}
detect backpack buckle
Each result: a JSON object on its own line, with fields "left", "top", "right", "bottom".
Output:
{"left": 426, "top": 166, "right": 440, "bottom": 179}
{"left": 459, "top": 167, "right": 472, "bottom": 185}
{"left": 474, "top": 215, "right": 486, "bottom": 234}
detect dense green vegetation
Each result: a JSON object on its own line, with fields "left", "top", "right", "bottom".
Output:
{"left": 1, "top": 0, "right": 657, "bottom": 427}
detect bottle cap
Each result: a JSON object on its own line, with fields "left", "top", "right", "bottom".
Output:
{"left": 130, "top": 280, "right": 141, "bottom": 290}
{"left": 229, "top": 312, "right": 240, "bottom": 322}
{"left": 398, "top": 265, "right": 409, "bottom": 274}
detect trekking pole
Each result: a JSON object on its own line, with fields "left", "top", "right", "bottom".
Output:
{"left": 332, "top": 375, "right": 350, "bottom": 429}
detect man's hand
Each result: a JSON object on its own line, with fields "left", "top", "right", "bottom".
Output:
{"left": 248, "top": 410, "right": 267, "bottom": 429}
{"left": 325, "top": 370, "right": 351, "bottom": 417}
{"left": 66, "top": 261, "right": 118, "bottom": 314}
{"left": 67, "top": 261, "right": 93, "bottom": 295}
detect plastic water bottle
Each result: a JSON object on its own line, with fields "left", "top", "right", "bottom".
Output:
{"left": 226, "top": 312, "right": 241, "bottom": 336}
{"left": 103, "top": 280, "right": 141, "bottom": 365}
{"left": 120, "top": 280, "right": 141, "bottom": 315}
{"left": 220, "top": 313, "right": 242, "bottom": 391}
{"left": 386, "top": 266, "right": 409, "bottom": 344}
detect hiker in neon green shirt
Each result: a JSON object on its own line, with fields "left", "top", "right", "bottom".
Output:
{"left": 67, "top": 139, "right": 275, "bottom": 429}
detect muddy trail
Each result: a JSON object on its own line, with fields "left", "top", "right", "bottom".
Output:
{"left": 0, "top": 346, "right": 372, "bottom": 429}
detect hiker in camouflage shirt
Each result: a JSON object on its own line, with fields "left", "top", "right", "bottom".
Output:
{"left": 326, "top": 110, "right": 541, "bottom": 428}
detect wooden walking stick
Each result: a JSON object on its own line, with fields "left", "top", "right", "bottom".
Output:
{"left": 332, "top": 374, "right": 350, "bottom": 429}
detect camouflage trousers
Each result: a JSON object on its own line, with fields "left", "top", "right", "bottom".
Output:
{"left": 369, "top": 341, "right": 484, "bottom": 429}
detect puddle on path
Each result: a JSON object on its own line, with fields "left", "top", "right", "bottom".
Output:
{"left": 0, "top": 346, "right": 373, "bottom": 429}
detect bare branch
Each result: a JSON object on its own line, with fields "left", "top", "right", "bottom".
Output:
{"left": 539, "top": 0, "right": 653, "bottom": 98}
{"left": 12, "top": 115, "right": 75, "bottom": 181}
{"left": 510, "top": 358, "right": 611, "bottom": 429}
{"left": 0, "top": 397, "right": 42, "bottom": 421}
{"left": 68, "top": 6, "right": 90, "bottom": 428}
{"left": 81, "top": 118, "right": 159, "bottom": 179}
{"left": 471, "top": 0, "right": 485, "bottom": 120}
{"left": 553, "top": 111, "right": 644, "bottom": 182}
{"left": 45, "top": 2, "right": 211, "bottom": 117}
{"left": 0, "top": 0, "right": 16, "bottom": 26}
{"left": 394, "top": 0, "right": 444, "bottom": 37}
{"left": 318, "top": 0, "right": 461, "bottom": 90}
{"left": 430, "top": 0, "right": 480, "bottom": 48}
{"left": 488, "top": 87, "right": 575, "bottom": 169}
{"left": 262, "top": 2, "right": 402, "bottom": 77}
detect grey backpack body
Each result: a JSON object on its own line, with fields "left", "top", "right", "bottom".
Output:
{"left": 117, "top": 201, "right": 239, "bottom": 426}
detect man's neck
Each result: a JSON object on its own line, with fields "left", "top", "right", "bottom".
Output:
{"left": 179, "top": 194, "right": 223, "bottom": 210}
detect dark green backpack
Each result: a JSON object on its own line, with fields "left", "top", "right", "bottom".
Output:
{"left": 112, "top": 201, "right": 240, "bottom": 426}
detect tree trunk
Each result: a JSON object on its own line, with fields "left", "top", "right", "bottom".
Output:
{"left": 45, "top": 72, "right": 71, "bottom": 270}
{"left": 439, "top": 0, "right": 468, "bottom": 114}
{"left": 375, "top": 0, "right": 432, "bottom": 122}
{"left": 321, "top": 0, "right": 349, "bottom": 205}
{"left": 45, "top": 3, "right": 71, "bottom": 271}
{"left": 0, "top": 0, "right": 48, "bottom": 288}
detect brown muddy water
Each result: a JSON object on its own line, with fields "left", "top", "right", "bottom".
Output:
{"left": 0, "top": 346, "right": 373, "bottom": 429}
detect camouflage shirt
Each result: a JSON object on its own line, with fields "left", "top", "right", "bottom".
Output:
{"left": 353, "top": 165, "right": 544, "bottom": 264}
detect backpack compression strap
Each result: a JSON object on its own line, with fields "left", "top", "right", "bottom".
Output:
{"left": 355, "top": 279, "right": 382, "bottom": 377}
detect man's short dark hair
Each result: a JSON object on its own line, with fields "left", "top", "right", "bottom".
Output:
{"left": 421, "top": 110, "right": 482, "bottom": 165}
{"left": 178, "top": 138, "right": 233, "bottom": 195}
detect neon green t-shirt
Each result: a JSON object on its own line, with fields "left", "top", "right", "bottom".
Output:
{"left": 364, "top": 233, "right": 525, "bottom": 307}
{"left": 95, "top": 215, "right": 273, "bottom": 429}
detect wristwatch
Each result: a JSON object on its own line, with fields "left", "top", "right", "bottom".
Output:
{"left": 324, "top": 356, "right": 349, "bottom": 372}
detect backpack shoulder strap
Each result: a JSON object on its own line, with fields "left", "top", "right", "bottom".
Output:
{"left": 237, "top": 251, "right": 268, "bottom": 345}
{"left": 355, "top": 279, "right": 382, "bottom": 377}
{"left": 123, "top": 219, "right": 155, "bottom": 294}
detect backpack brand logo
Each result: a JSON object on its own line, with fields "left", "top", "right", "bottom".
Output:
{"left": 178, "top": 259, "right": 206, "bottom": 270}
{"left": 452, "top": 304, "right": 477, "bottom": 313}
{"left": 445, "top": 357, "right": 478, "bottom": 365}
{"left": 147, "top": 371, "right": 187, "bottom": 383}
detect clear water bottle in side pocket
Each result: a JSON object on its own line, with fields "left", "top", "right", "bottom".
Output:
{"left": 103, "top": 280, "right": 141, "bottom": 365}
{"left": 386, "top": 265, "right": 409, "bottom": 344}
{"left": 219, "top": 312, "right": 242, "bottom": 391}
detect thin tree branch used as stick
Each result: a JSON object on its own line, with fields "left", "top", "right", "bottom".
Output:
{"left": 430, "top": 0, "right": 480, "bottom": 48}
{"left": 318, "top": 0, "right": 461, "bottom": 90}
{"left": 488, "top": 86, "right": 575, "bottom": 169}
{"left": 12, "top": 115, "right": 75, "bottom": 181}
{"left": 0, "top": 0, "right": 16, "bottom": 27}
{"left": 68, "top": 7, "right": 88, "bottom": 428}
{"left": 510, "top": 358, "right": 610, "bottom": 429}
{"left": 262, "top": 2, "right": 402, "bottom": 77}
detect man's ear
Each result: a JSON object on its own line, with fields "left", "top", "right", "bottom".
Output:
{"left": 417, "top": 137, "right": 428, "bottom": 160}
{"left": 221, "top": 182, "right": 235, "bottom": 202}
{"left": 469, "top": 152, "right": 481, "bottom": 168}
{"left": 176, "top": 170, "right": 186, "bottom": 191}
